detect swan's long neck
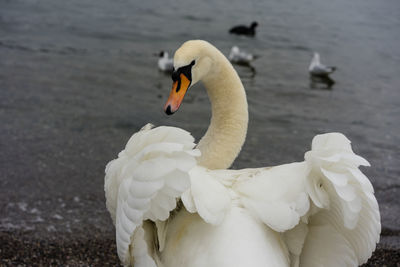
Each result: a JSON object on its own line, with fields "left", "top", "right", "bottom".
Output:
{"left": 196, "top": 51, "right": 248, "bottom": 170}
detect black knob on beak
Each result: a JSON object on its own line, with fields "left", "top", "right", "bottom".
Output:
{"left": 165, "top": 105, "right": 174, "bottom": 115}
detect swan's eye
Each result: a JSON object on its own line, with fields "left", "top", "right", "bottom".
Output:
{"left": 190, "top": 60, "right": 196, "bottom": 66}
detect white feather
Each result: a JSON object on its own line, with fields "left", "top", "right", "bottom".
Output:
{"left": 235, "top": 162, "right": 310, "bottom": 232}
{"left": 186, "top": 166, "right": 231, "bottom": 225}
{"left": 104, "top": 124, "right": 199, "bottom": 265}
{"left": 106, "top": 130, "right": 380, "bottom": 266}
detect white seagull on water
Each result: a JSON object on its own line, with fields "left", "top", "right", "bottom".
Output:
{"left": 309, "top": 52, "right": 336, "bottom": 76}
{"left": 157, "top": 51, "right": 174, "bottom": 72}
{"left": 229, "top": 46, "right": 257, "bottom": 65}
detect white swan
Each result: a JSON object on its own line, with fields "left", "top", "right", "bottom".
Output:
{"left": 157, "top": 51, "right": 174, "bottom": 72}
{"left": 229, "top": 46, "right": 257, "bottom": 65}
{"left": 309, "top": 52, "right": 336, "bottom": 76}
{"left": 105, "top": 40, "right": 380, "bottom": 267}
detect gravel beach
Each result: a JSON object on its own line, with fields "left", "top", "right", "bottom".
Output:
{"left": 1, "top": 231, "right": 399, "bottom": 266}
{"left": 1, "top": 0, "right": 399, "bottom": 265}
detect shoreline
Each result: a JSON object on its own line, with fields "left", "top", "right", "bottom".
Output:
{"left": 1, "top": 231, "right": 399, "bottom": 266}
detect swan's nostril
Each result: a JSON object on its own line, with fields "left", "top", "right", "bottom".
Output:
{"left": 165, "top": 105, "right": 174, "bottom": 115}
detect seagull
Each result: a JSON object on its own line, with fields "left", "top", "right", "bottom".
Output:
{"left": 157, "top": 51, "right": 174, "bottom": 73}
{"left": 228, "top": 46, "right": 257, "bottom": 65}
{"left": 309, "top": 52, "right": 336, "bottom": 76}
{"left": 229, "top": 21, "right": 258, "bottom": 37}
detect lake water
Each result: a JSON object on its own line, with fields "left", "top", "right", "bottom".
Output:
{"left": 1, "top": 0, "right": 399, "bottom": 252}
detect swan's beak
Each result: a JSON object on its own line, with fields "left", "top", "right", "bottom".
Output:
{"left": 164, "top": 73, "right": 191, "bottom": 115}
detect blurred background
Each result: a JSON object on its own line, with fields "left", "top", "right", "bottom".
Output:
{"left": 1, "top": 0, "right": 399, "bottom": 265}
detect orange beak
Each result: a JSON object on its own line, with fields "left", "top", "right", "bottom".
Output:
{"left": 164, "top": 73, "right": 191, "bottom": 115}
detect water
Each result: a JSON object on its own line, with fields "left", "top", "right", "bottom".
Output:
{"left": 0, "top": 0, "right": 399, "bottom": 249}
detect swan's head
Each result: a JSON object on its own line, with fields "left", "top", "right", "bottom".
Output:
{"left": 164, "top": 40, "right": 214, "bottom": 115}
{"left": 251, "top": 21, "right": 258, "bottom": 29}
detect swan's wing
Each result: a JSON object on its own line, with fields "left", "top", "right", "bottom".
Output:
{"left": 181, "top": 166, "right": 232, "bottom": 225}
{"left": 235, "top": 133, "right": 380, "bottom": 267}
{"left": 299, "top": 133, "right": 380, "bottom": 266}
{"left": 104, "top": 124, "right": 200, "bottom": 266}
{"left": 234, "top": 161, "right": 311, "bottom": 232}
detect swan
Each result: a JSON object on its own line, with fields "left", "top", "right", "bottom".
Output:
{"left": 229, "top": 21, "right": 258, "bottom": 36}
{"left": 309, "top": 52, "right": 336, "bottom": 76}
{"left": 229, "top": 46, "right": 257, "bottom": 65}
{"left": 157, "top": 51, "right": 174, "bottom": 72}
{"left": 105, "top": 40, "right": 380, "bottom": 267}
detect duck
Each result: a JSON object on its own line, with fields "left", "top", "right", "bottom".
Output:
{"left": 309, "top": 52, "right": 336, "bottom": 76}
{"left": 228, "top": 46, "right": 257, "bottom": 65}
{"left": 229, "top": 21, "right": 258, "bottom": 36}
{"left": 105, "top": 40, "right": 380, "bottom": 267}
{"left": 157, "top": 51, "right": 174, "bottom": 73}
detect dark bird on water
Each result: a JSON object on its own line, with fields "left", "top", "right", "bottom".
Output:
{"left": 229, "top": 21, "right": 258, "bottom": 37}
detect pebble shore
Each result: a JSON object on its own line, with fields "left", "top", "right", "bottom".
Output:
{"left": 1, "top": 231, "right": 399, "bottom": 267}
